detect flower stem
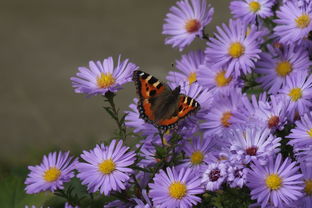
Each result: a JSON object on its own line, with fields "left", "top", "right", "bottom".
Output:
{"left": 103, "top": 91, "right": 127, "bottom": 140}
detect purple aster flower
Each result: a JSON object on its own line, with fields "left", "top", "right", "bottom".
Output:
{"left": 166, "top": 50, "right": 205, "bottom": 85}
{"left": 230, "top": 0, "right": 274, "bottom": 25}
{"left": 228, "top": 126, "right": 281, "bottom": 165}
{"left": 205, "top": 19, "right": 262, "bottom": 77}
{"left": 227, "top": 164, "right": 249, "bottom": 188}
{"left": 255, "top": 95, "right": 288, "bottom": 132}
{"left": 149, "top": 167, "right": 204, "bottom": 208}
{"left": 71, "top": 56, "right": 138, "bottom": 96}
{"left": 256, "top": 44, "right": 310, "bottom": 94}
{"left": 179, "top": 136, "right": 217, "bottom": 173}
{"left": 279, "top": 71, "right": 312, "bottom": 121}
{"left": 76, "top": 140, "right": 136, "bottom": 195}
{"left": 290, "top": 162, "right": 312, "bottom": 208}
{"left": 200, "top": 88, "right": 246, "bottom": 136}
{"left": 247, "top": 154, "right": 304, "bottom": 208}
{"left": 25, "top": 151, "right": 77, "bottom": 194}
{"left": 239, "top": 93, "right": 288, "bottom": 131}
{"left": 287, "top": 112, "right": 312, "bottom": 150}
{"left": 202, "top": 162, "right": 227, "bottom": 191}
{"left": 197, "top": 63, "right": 240, "bottom": 96}
{"left": 163, "top": 0, "right": 214, "bottom": 51}
{"left": 296, "top": 145, "right": 312, "bottom": 168}
{"left": 274, "top": 1, "right": 312, "bottom": 45}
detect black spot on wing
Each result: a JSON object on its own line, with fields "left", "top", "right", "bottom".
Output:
{"left": 150, "top": 90, "right": 156, "bottom": 97}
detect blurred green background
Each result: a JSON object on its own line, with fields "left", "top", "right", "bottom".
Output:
{"left": 0, "top": 0, "right": 231, "bottom": 206}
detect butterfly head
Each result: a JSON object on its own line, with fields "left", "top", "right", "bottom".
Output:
{"left": 172, "top": 86, "right": 181, "bottom": 97}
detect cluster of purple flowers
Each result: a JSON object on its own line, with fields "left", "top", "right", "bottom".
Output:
{"left": 25, "top": 0, "right": 312, "bottom": 207}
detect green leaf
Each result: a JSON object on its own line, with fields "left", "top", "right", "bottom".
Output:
{"left": 0, "top": 175, "right": 52, "bottom": 207}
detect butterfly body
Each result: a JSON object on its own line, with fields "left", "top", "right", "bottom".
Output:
{"left": 133, "top": 70, "right": 200, "bottom": 130}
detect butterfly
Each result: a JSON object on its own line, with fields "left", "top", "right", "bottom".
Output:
{"left": 132, "top": 70, "right": 200, "bottom": 130}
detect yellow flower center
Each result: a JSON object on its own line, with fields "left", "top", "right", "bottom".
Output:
{"left": 295, "top": 14, "right": 311, "bottom": 29}
{"left": 288, "top": 88, "right": 302, "bottom": 101}
{"left": 221, "top": 111, "right": 233, "bottom": 127}
{"left": 249, "top": 1, "right": 261, "bottom": 13}
{"left": 188, "top": 72, "right": 197, "bottom": 84}
{"left": 190, "top": 151, "right": 204, "bottom": 165}
{"left": 306, "top": 128, "right": 312, "bottom": 137}
{"left": 98, "top": 159, "right": 116, "bottom": 175}
{"left": 185, "top": 19, "right": 201, "bottom": 33}
{"left": 215, "top": 71, "right": 232, "bottom": 87}
{"left": 265, "top": 174, "right": 282, "bottom": 190}
{"left": 168, "top": 182, "right": 187, "bottom": 199}
{"left": 228, "top": 42, "right": 245, "bottom": 58}
{"left": 97, "top": 73, "right": 115, "bottom": 88}
{"left": 304, "top": 180, "right": 312, "bottom": 195}
{"left": 43, "top": 167, "right": 61, "bottom": 182}
{"left": 275, "top": 61, "right": 292, "bottom": 77}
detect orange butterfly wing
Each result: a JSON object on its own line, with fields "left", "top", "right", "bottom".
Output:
{"left": 133, "top": 70, "right": 165, "bottom": 99}
{"left": 157, "top": 95, "right": 199, "bottom": 127}
{"left": 133, "top": 70, "right": 200, "bottom": 130}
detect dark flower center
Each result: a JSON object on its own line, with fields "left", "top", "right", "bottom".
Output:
{"left": 209, "top": 168, "right": 221, "bottom": 182}
{"left": 268, "top": 116, "right": 279, "bottom": 128}
{"left": 245, "top": 146, "right": 258, "bottom": 156}
{"left": 234, "top": 169, "right": 242, "bottom": 178}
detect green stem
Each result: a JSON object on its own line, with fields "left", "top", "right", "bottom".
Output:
{"left": 158, "top": 129, "right": 165, "bottom": 148}
{"left": 103, "top": 91, "right": 127, "bottom": 140}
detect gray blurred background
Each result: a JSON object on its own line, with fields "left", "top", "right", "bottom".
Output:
{"left": 0, "top": 0, "right": 231, "bottom": 166}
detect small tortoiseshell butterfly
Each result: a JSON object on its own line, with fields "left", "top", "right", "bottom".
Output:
{"left": 133, "top": 70, "right": 200, "bottom": 130}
